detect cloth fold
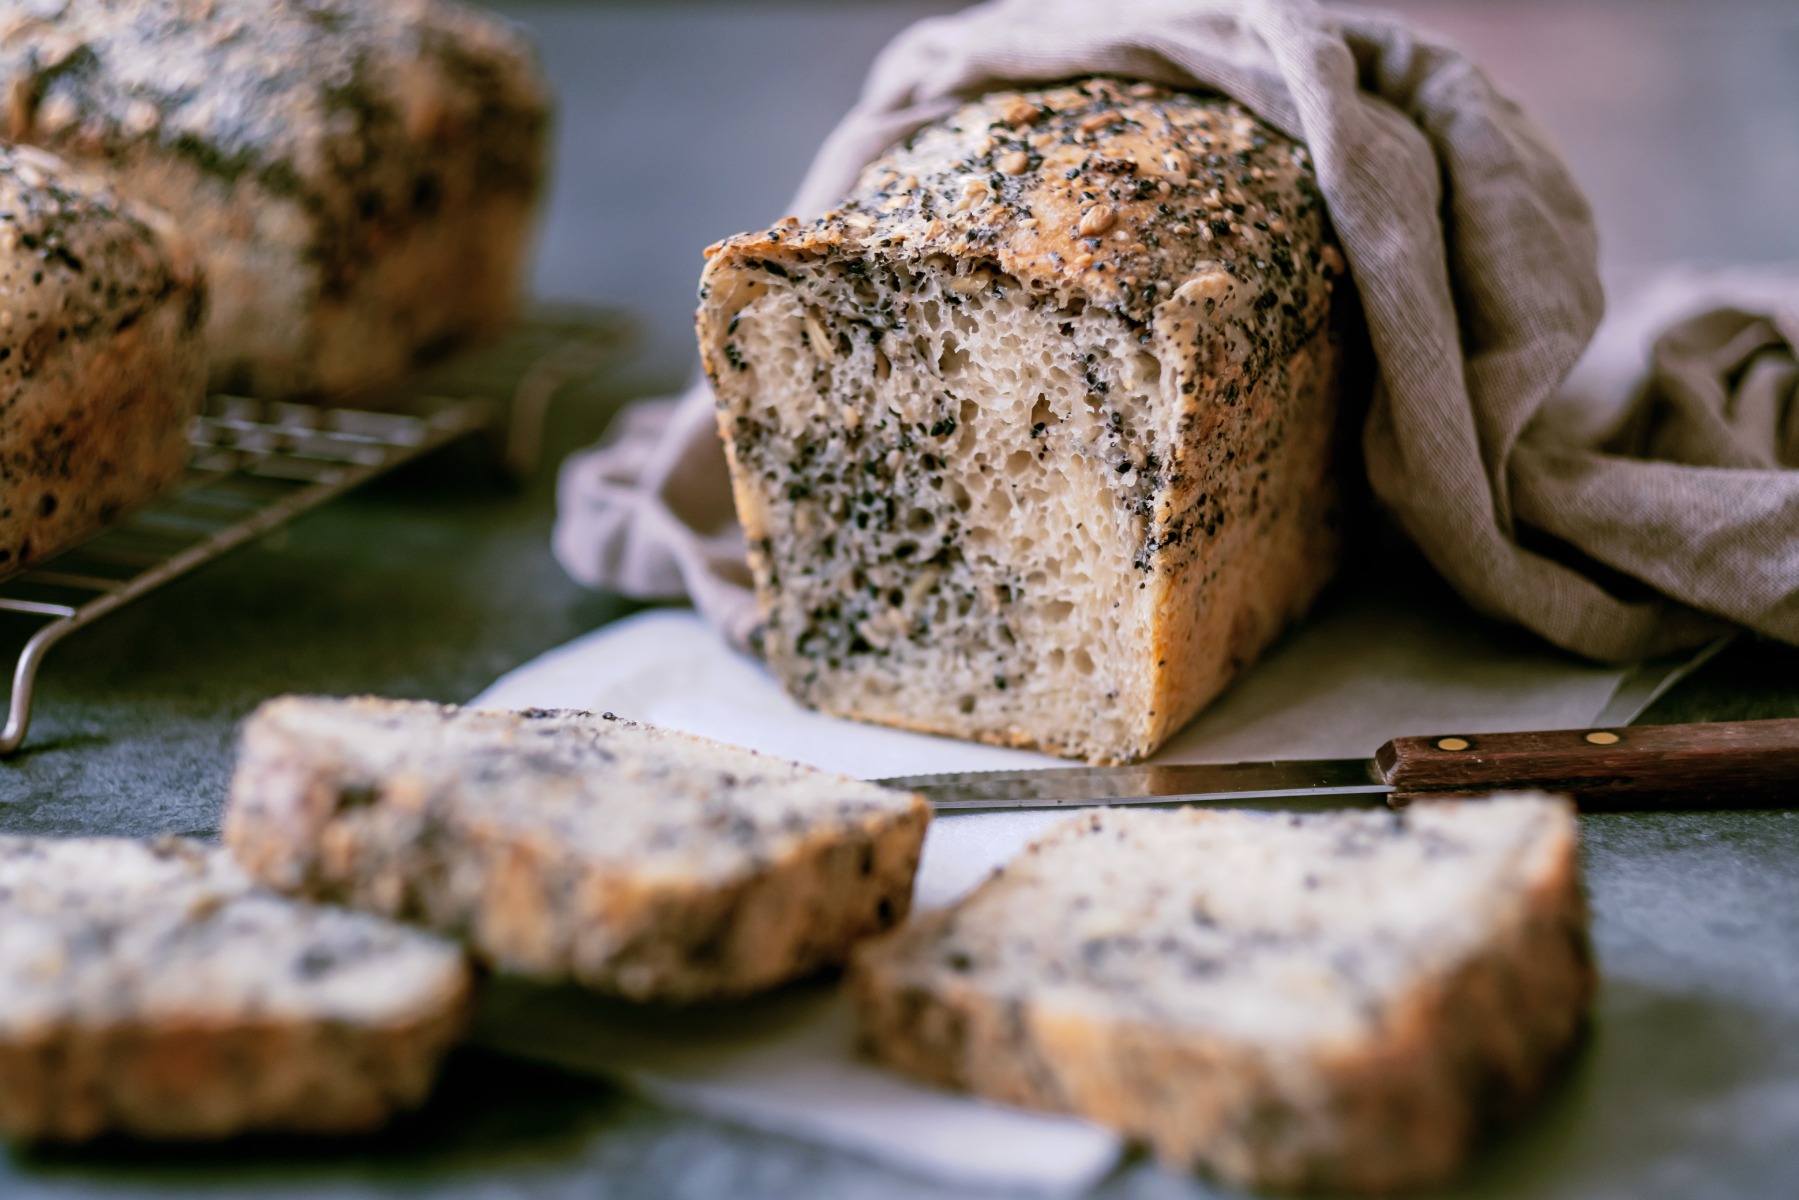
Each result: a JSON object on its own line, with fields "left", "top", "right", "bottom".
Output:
{"left": 554, "top": 0, "right": 1799, "bottom": 661}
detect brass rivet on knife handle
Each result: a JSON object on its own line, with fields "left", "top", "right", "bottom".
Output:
{"left": 1435, "top": 736, "right": 1471, "bottom": 751}
{"left": 1377, "top": 718, "right": 1799, "bottom": 810}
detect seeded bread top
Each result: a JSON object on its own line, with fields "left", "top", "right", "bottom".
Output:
{"left": 863, "top": 795, "right": 1579, "bottom": 1048}
{"left": 0, "top": 143, "right": 201, "bottom": 389}
{"left": 702, "top": 77, "right": 1340, "bottom": 333}
{"left": 232, "top": 697, "right": 929, "bottom": 889}
{"left": 0, "top": 836, "right": 468, "bottom": 1032}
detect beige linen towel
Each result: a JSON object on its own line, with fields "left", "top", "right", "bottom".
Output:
{"left": 553, "top": 0, "right": 1799, "bottom": 661}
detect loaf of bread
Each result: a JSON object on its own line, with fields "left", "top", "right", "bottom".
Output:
{"left": 850, "top": 795, "right": 1593, "bottom": 1194}
{"left": 0, "top": 144, "right": 205, "bottom": 575}
{"left": 0, "top": 836, "right": 470, "bottom": 1141}
{"left": 225, "top": 697, "right": 931, "bottom": 1002}
{"left": 0, "top": 0, "right": 548, "bottom": 399}
{"left": 698, "top": 78, "right": 1347, "bottom": 764}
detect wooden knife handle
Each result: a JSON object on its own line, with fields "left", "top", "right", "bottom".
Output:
{"left": 1375, "top": 719, "right": 1799, "bottom": 810}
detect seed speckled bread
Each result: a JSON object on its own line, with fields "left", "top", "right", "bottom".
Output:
{"left": 0, "top": 143, "right": 204, "bottom": 575}
{"left": 0, "top": 0, "right": 548, "bottom": 399}
{"left": 850, "top": 795, "right": 1593, "bottom": 1194}
{"left": 225, "top": 697, "right": 931, "bottom": 1002}
{"left": 699, "top": 78, "right": 1348, "bottom": 764}
{"left": 0, "top": 836, "right": 470, "bottom": 1142}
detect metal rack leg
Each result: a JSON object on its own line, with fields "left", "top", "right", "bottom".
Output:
{"left": 0, "top": 619, "right": 78, "bottom": 755}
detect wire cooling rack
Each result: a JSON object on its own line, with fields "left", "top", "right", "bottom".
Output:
{"left": 0, "top": 306, "right": 629, "bottom": 754}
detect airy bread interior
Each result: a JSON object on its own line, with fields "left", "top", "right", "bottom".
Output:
{"left": 720, "top": 254, "right": 1165, "bottom": 758}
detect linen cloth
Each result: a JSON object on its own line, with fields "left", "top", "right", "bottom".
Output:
{"left": 553, "top": 0, "right": 1799, "bottom": 661}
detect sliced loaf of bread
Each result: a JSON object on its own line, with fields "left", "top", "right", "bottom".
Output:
{"left": 225, "top": 697, "right": 931, "bottom": 1002}
{"left": 850, "top": 795, "right": 1593, "bottom": 1194}
{"left": 699, "top": 77, "right": 1348, "bottom": 764}
{"left": 0, "top": 836, "right": 470, "bottom": 1141}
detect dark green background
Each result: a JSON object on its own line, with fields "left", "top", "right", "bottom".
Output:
{"left": 4, "top": 2, "right": 1798, "bottom": 1197}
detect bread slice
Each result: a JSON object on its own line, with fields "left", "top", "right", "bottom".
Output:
{"left": 225, "top": 697, "right": 931, "bottom": 1002}
{"left": 850, "top": 795, "right": 1593, "bottom": 1194}
{"left": 0, "top": 0, "right": 548, "bottom": 399}
{"left": 0, "top": 143, "right": 205, "bottom": 575}
{"left": 0, "top": 836, "right": 470, "bottom": 1142}
{"left": 698, "top": 77, "right": 1349, "bottom": 764}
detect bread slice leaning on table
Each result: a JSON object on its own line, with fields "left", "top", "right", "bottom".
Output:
{"left": 225, "top": 696, "right": 931, "bottom": 1003}
{"left": 850, "top": 794, "right": 1594, "bottom": 1195}
{"left": 0, "top": 144, "right": 205, "bottom": 576}
{"left": 698, "top": 77, "right": 1351, "bottom": 764}
{"left": 0, "top": 836, "right": 470, "bottom": 1142}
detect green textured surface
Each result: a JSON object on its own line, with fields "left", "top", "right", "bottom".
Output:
{"left": 4, "top": 1, "right": 1799, "bottom": 1197}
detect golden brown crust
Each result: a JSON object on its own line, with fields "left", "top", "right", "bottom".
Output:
{"left": 1140, "top": 322, "right": 1343, "bottom": 757}
{"left": 0, "top": 145, "right": 204, "bottom": 573}
{"left": 702, "top": 78, "right": 1334, "bottom": 329}
{"left": 0, "top": 993, "right": 470, "bottom": 1141}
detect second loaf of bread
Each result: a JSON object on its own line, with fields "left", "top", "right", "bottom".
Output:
{"left": 700, "top": 78, "right": 1349, "bottom": 764}
{"left": 0, "top": 0, "right": 549, "bottom": 399}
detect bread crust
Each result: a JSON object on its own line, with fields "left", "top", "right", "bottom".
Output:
{"left": 700, "top": 78, "right": 1346, "bottom": 763}
{"left": 701, "top": 79, "right": 1335, "bottom": 322}
{"left": 850, "top": 798, "right": 1594, "bottom": 1194}
{"left": 0, "top": 0, "right": 548, "bottom": 398}
{"left": 0, "top": 1003, "right": 469, "bottom": 1141}
{"left": 0, "top": 145, "right": 205, "bottom": 574}
{"left": 0, "top": 837, "right": 471, "bottom": 1142}
{"left": 225, "top": 697, "right": 931, "bottom": 1003}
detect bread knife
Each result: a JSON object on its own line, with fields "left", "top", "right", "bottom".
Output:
{"left": 876, "top": 718, "right": 1799, "bottom": 811}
